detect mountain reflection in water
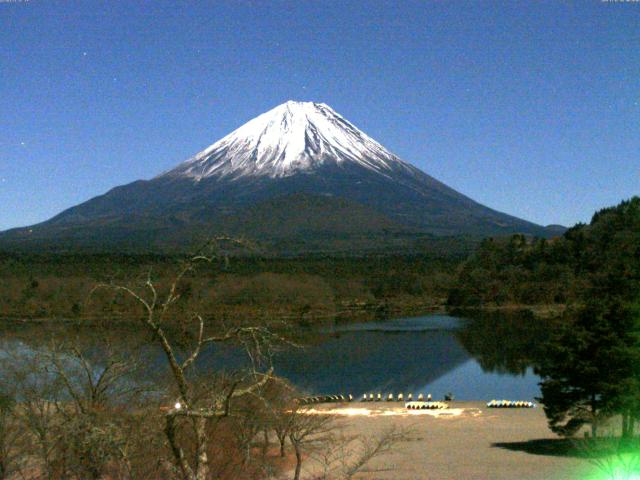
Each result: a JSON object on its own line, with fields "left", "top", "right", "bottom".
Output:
{"left": 197, "top": 313, "right": 551, "bottom": 400}
{"left": 0, "top": 312, "right": 553, "bottom": 401}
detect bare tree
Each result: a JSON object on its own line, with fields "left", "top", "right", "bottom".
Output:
{"left": 0, "top": 345, "right": 64, "bottom": 480}
{"left": 230, "top": 395, "right": 267, "bottom": 466}
{"left": 285, "top": 408, "right": 408, "bottom": 480}
{"left": 0, "top": 320, "right": 165, "bottom": 480}
{"left": 92, "top": 239, "right": 290, "bottom": 480}
{"left": 333, "top": 426, "right": 407, "bottom": 480}
{"left": 260, "top": 379, "right": 298, "bottom": 458}
{"left": 287, "top": 409, "right": 334, "bottom": 480}
{"left": 0, "top": 391, "right": 24, "bottom": 480}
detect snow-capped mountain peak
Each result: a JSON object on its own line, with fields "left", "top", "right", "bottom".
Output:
{"left": 1, "top": 101, "right": 556, "bottom": 251}
{"left": 164, "top": 101, "right": 407, "bottom": 180}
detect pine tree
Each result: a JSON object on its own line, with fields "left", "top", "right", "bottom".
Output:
{"left": 537, "top": 197, "right": 640, "bottom": 438}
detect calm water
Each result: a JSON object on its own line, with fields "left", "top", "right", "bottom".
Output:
{"left": 158, "top": 312, "right": 547, "bottom": 400}
{"left": 269, "top": 314, "right": 544, "bottom": 400}
{"left": 0, "top": 312, "right": 550, "bottom": 401}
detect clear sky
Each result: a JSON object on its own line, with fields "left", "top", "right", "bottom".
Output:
{"left": 1, "top": 0, "right": 638, "bottom": 231}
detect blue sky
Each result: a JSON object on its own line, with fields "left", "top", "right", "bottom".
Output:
{"left": 1, "top": 0, "right": 638, "bottom": 231}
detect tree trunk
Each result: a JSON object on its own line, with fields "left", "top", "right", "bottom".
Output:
{"left": 262, "top": 429, "right": 269, "bottom": 457}
{"left": 152, "top": 324, "right": 192, "bottom": 404}
{"left": 590, "top": 394, "right": 597, "bottom": 438}
{"left": 89, "top": 465, "right": 102, "bottom": 480}
{"left": 622, "top": 410, "right": 635, "bottom": 439}
{"left": 194, "top": 417, "right": 210, "bottom": 480}
{"left": 165, "top": 415, "right": 195, "bottom": 480}
{"left": 292, "top": 441, "right": 302, "bottom": 480}
{"left": 280, "top": 436, "right": 286, "bottom": 457}
{"left": 243, "top": 442, "right": 251, "bottom": 466}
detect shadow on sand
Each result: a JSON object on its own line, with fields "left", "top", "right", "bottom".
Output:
{"left": 495, "top": 437, "right": 640, "bottom": 460}
{"left": 492, "top": 439, "right": 594, "bottom": 459}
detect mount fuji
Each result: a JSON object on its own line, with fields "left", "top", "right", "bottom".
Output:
{"left": 0, "top": 101, "right": 559, "bottom": 253}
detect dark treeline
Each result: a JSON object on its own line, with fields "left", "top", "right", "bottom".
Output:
{"left": 447, "top": 234, "right": 581, "bottom": 307}
{"left": 534, "top": 197, "right": 640, "bottom": 438}
{"left": 450, "top": 197, "right": 640, "bottom": 439}
{"left": 447, "top": 196, "right": 640, "bottom": 309}
{"left": 3, "top": 197, "right": 638, "bottom": 322}
{"left": 0, "top": 252, "right": 461, "bottom": 322}
{"left": 452, "top": 197, "right": 640, "bottom": 440}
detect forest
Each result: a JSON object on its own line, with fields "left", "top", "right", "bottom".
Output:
{"left": 449, "top": 197, "right": 640, "bottom": 441}
{"left": 0, "top": 251, "right": 461, "bottom": 324}
{"left": 2, "top": 197, "right": 639, "bottom": 324}
{"left": 447, "top": 196, "right": 640, "bottom": 310}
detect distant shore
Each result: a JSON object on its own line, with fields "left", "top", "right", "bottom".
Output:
{"left": 448, "top": 303, "right": 567, "bottom": 319}
{"left": 0, "top": 301, "right": 566, "bottom": 327}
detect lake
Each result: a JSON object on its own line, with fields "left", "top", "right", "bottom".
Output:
{"left": 268, "top": 313, "right": 546, "bottom": 400}
{"left": 0, "top": 311, "right": 550, "bottom": 401}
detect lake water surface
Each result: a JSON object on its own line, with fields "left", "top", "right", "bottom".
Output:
{"left": 1, "top": 312, "right": 549, "bottom": 401}
{"left": 269, "top": 314, "right": 544, "bottom": 400}
{"left": 178, "top": 312, "right": 547, "bottom": 401}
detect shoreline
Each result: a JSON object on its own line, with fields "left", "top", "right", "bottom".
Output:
{"left": 298, "top": 401, "right": 593, "bottom": 480}
{"left": 298, "top": 401, "right": 542, "bottom": 419}
{"left": 0, "top": 302, "right": 565, "bottom": 326}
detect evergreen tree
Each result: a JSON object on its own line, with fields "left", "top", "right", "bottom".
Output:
{"left": 537, "top": 197, "right": 640, "bottom": 438}
{"left": 537, "top": 302, "right": 610, "bottom": 437}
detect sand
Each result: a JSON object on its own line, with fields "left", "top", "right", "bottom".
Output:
{"left": 296, "top": 402, "right": 596, "bottom": 480}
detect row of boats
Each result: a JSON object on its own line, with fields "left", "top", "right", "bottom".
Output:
{"left": 406, "top": 401, "right": 449, "bottom": 410}
{"left": 297, "top": 393, "right": 432, "bottom": 405}
{"left": 486, "top": 400, "right": 536, "bottom": 408}
{"left": 297, "top": 395, "right": 353, "bottom": 404}
{"left": 296, "top": 392, "right": 438, "bottom": 405}
{"left": 360, "top": 393, "right": 436, "bottom": 402}
{"left": 296, "top": 395, "right": 536, "bottom": 409}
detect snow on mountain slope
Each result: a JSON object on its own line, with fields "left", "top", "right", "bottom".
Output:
{"left": 162, "top": 101, "right": 413, "bottom": 181}
{"left": 0, "top": 100, "right": 559, "bottom": 253}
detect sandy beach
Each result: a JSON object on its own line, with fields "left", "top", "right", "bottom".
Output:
{"left": 297, "top": 401, "right": 595, "bottom": 480}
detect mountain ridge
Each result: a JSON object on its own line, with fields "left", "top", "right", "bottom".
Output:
{"left": 0, "top": 101, "right": 562, "bottom": 254}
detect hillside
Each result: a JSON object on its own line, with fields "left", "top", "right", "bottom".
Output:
{"left": 448, "top": 196, "right": 640, "bottom": 308}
